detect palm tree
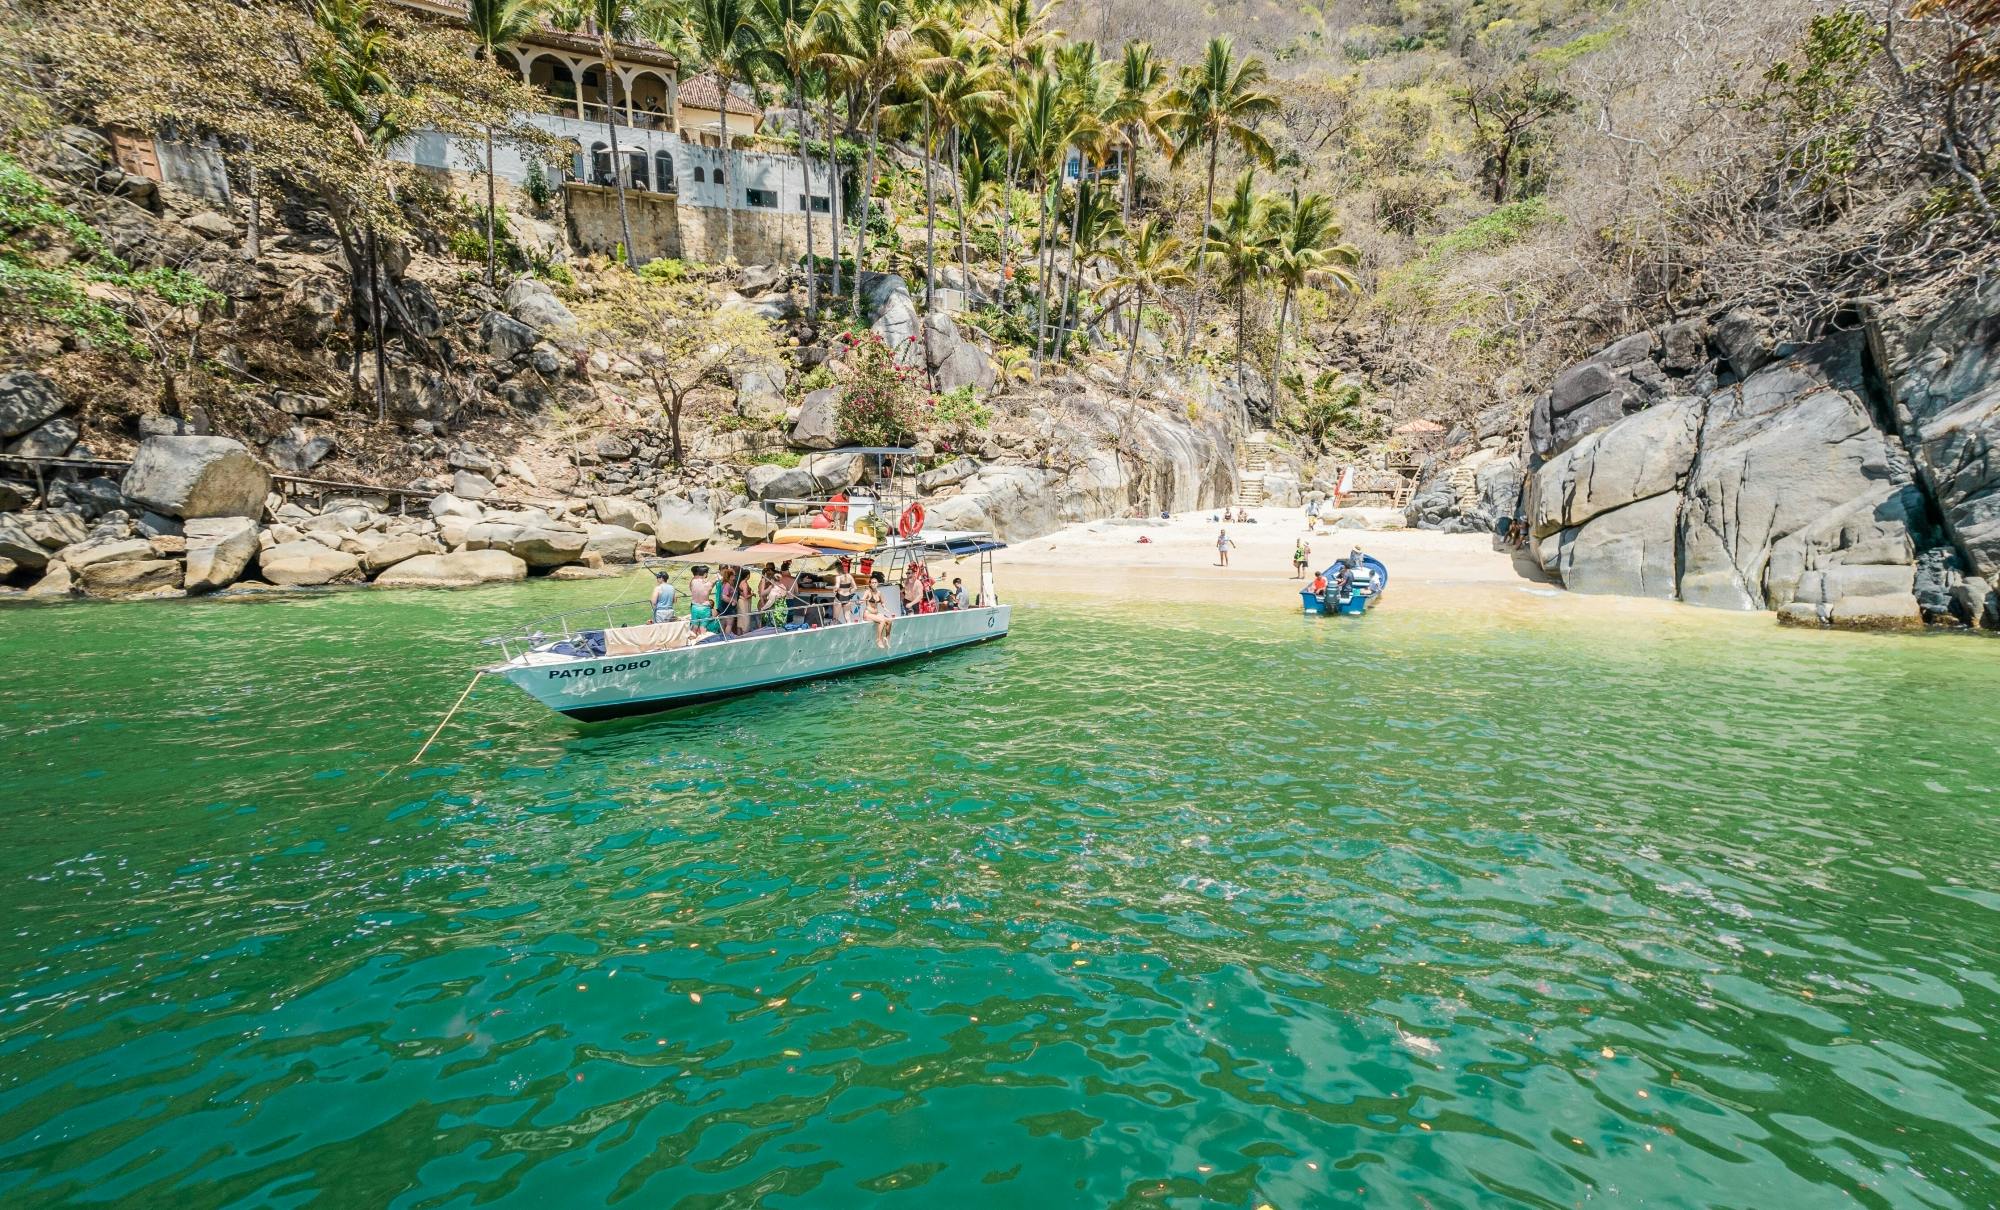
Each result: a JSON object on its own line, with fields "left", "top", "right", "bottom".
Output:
{"left": 1093, "top": 217, "right": 1191, "bottom": 395}
{"left": 755, "top": 0, "right": 830, "bottom": 314}
{"left": 1262, "top": 185, "right": 1359, "bottom": 402}
{"left": 1051, "top": 40, "right": 1112, "bottom": 367}
{"left": 955, "top": 133, "right": 1002, "bottom": 286}
{"left": 1202, "top": 168, "right": 1274, "bottom": 388}
{"left": 587, "top": 0, "right": 639, "bottom": 267}
{"left": 975, "top": 0, "right": 1060, "bottom": 290}
{"left": 1054, "top": 175, "right": 1120, "bottom": 353}
{"left": 467, "top": 0, "right": 543, "bottom": 287}
{"left": 688, "top": 0, "right": 766, "bottom": 263}
{"left": 1008, "top": 71, "right": 1067, "bottom": 374}
{"left": 894, "top": 24, "right": 1002, "bottom": 311}
{"left": 1167, "top": 36, "right": 1277, "bottom": 356}
{"left": 828, "top": 0, "right": 923, "bottom": 315}
{"left": 1106, "top": 41, "right": 1170, "bottom": 227}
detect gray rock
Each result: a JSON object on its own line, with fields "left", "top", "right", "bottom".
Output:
{"left": 528, "top": 342, "right": 566, "bottom": 376}
{"left": 716, "top": 505, "right": 772, "bottom": 541}
{"left": 447, "top": 444, "right": 501, "bottom": 474}
{"left": 463, "top": 521, "right": 587, "bottom": 568}
{"left": 266, "top": 427, "right": 335, "bottom": 473}
{"left": 1546, "top": 492, "right": 1681, "bottom": 598}
{"left": 1600, "top": 331, "right": 1658, "bottom": 368}
{"left": 5, "top": 415, "right": 78, "bottom": 458}
{"left": 733, "top": 361, "right": 789, "bottom": 420}
{"left": 480, "top": 311, "right": 539, "bottom": 358}
{"left": 1259, "top": 470, "right": 1303, "bottom": 507}
{"left": 934, "top": 339, "right": 996, "bottom": 394}
{"left": 737, "top": 264, "right": 782, "bottom": 296}
{"left": 428, "top": 491, "right": 484, "bottom": 522}
{"left": 183, "top": 516, "right": 260, "bottom": 593}
{"left": 180, "top": 210, "right": 235, "bottom": 240}
{"left": 1527, "top": 396, "right": 1700, "bottom": 538}
{"left": 121, "top": 436, "right": 270, "bottom": 519}
{"left": 867, "top": 275, "right": 923, "bottom": 365}
{"left": 791, "top": 388, "right": 840, "bottom": 449}
{"left": 374, "top": 549, "right": 528, "bottom": 587}
{"left": 917, "top": 455, "right": 981, "bottom": 493}
{"left": 588, "top": 432, "right": 632, "bottom": 461}
{"left": 77, "top": 558, "right": 182, "bottom": 599}
{"left": 452, "top": 470, "right": 497, "bottom": 500}
{"left": 58, "top": 477, "right": 127, "bottom": 519}
{"left": 1549, "top": 360, "right": 1617, "bottom": 413}
{"left": 59, "top": 536, "right": 154, "bottom": 571}
{"left": 259, "top": 540, "right": 363, "bottom": 586}
{"left": 1474, "top": 402, "right": 1517, "bottom": 441}
{"left": 24, "top": 562, "right": 73, "bottom": 597}
{"left": 273, "top": 390, "right": 335, "bottom": 418}
{"left": 1715, "top": 309, "right": 1774, "bottom": 379}
{"left": 508, "top": 289, "right": 579, "bottom": 339}
{"left": 0, "top": 480, "right": 29, "bottom": 511}
{"left": 591, "top": 495, "right": 656, "bottom": 534}
{"left": 354, "top": 531, "right": 443, "bottom": 574}
{"left": 653, "top": 495, "right": 717, "bottom": 552}
{"left": 0, "top": 371, "right": 65, "bottom": 439}
{"left": 584, "top": 522, "right": 647, "bottom": 563}
{"left": 1659, "top": 319, "right": 1710, "bottom": 373}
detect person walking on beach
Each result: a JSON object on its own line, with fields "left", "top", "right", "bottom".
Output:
{"left": 1216, "top": 528, "right": 1233, "bottom": 568}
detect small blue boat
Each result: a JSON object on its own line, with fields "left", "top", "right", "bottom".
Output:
{"left": 1301, "top": 554, "right": 1388, "bottom": 616}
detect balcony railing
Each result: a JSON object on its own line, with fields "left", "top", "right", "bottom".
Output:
{"left": 543, "top": 96, "right": 673, "bottom": 131}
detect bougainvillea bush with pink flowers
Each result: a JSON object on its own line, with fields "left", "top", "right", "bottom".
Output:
{"left": 833, "top": 330, "right": 932, "bottom": 447}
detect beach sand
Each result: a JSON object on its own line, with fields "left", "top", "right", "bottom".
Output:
{"left": 991, "top": 507, "right": 1529, "bottom": 607}
{"left": 979, "top": 505, "right": 1756, "bottom": 634}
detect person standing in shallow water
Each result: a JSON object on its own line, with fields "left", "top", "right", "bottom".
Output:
{"left": 1217, "top": 528, "right": 1233, "bottom": 568}
{"left": 1292, "top": 539, "right": 1310, "bottom": 579}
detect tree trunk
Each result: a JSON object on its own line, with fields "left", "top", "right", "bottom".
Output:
{"left": 1122, "top": 132, "right": 1134, "bottom": 227}
{"left": 1031, "top": 180, "right": 1053, "bottom": 378}
{"left": 718, "top": 71, "right": 736, "bottom": 261}
{"left": 1234, "top": 280, "right": 1247, "bottom": 389}
{"left": 823, "top": 93, "right": 844, "bottom": 307}
{"left": 952, "top": 129, "right": 971, "bottom": 289}
{"left": 852, "top": 105, "right": 881, "bottom": 316}
{"left": 923, "top": 99, "right": 937, "bottom": 310}
{"left": 483, "top": 126, "right": 498, "bottom": 286}
{"left": 999, "top": 135, "right": 1018, "bottom": 299}
{"left": 1183, "top": 134, "right": 1218, "bottom": 358}
{"left": 242, "top": 153, "right": 262, "bottom": 263}
{"left": 1123, "top": 281, "right": 1144, "bottom": 395}
{"left": 602, "top": 69, "right": 637, "bottom": 268}
{"left": 796, "top": 71, "right": 818, "bottom": 319}
{"left": 1270, "top": 284, "right": 1290, "bottom": 403}
{"left": 667, "top": 391, "right": 686, "bottom": 465}
{"left": 1055, "top": 175, "right": 1086, "bottom": 358}
{"left": 366, "top": 220, "right": 388, "bottom": 424}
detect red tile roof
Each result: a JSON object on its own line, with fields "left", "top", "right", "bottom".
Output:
{"left": 678, "top": 73, "right": 762, "bottom": 118}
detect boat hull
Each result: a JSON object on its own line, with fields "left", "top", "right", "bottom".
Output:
{"left": 496, "top": 605, "right": 1012, "bottom": 721}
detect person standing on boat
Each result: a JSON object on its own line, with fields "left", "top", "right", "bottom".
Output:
{"left": 650, "top": 571, "right": 678, "bottom": 622}
{"left": 833, "top": 560, "right": 858, "bottom": 623}
{"left": 1217, "top": 529, "right": 1233, "bottom": 568}
{"left": 714, "top": 567, "right": 738, "bottom": 635}
{"left": 688, "top": 566, "right": 719, "bottom": 633}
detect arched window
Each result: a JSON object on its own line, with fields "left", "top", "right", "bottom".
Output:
{"left": 566, "top": 139, "right": 584, "bottom": 182}
{"left": 714, "top": 167, "right": 726, "bottom": 185}
{"left": 590, "top": 142, "right": 611, "bottom": 186}
{"left": 628, "top": 150, "right": 649, "bottom": 191}
{"left": 654, "top": 150, "right": 675, "bottom": 192}
{"left": 693, "top": 166, "right": 705, "bottom": 183}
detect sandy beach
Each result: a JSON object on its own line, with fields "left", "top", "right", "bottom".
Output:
{"left": 990, "top": 507, "right": 1532, "bottom": 606}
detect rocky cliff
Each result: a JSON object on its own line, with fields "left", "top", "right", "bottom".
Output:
{"left": 1484, "top": 277, "right": 2000, "bottom": 630}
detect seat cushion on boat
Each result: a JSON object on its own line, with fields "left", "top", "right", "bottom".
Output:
{"left": 604, "top": 621, "right": 694, "bottom": 655}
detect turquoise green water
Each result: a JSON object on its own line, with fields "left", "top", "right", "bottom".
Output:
{"left": 1, "top": 582, "right": 1998, "bottom": 1208}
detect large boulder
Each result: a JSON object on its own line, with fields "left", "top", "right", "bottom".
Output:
{"left": 653, "top": 495, "right": 717, "bottom": 553}
{"left": 1539, "top": 493, "right": 1681, "bottom": 599}
{"left": 374, "top": 548, "right": 528, "bottom": 587}
{"left": 265, "top": 427, "right": 335, "bottom": 474}
{"left": 354, "top": 531, "right": 443, "bottom": 574}
{"left": 744, "top": 452, "right": 865, "bottom": 502}
{"left": 259, "top": 540, "right": 363, "bottom": 586}
{"left": 503, "top": 278, "right": 579, "bottom": 338}
{"left": 1259, "top": 470, "right": 1303, "bottom": 507}
{"left": 584, "top": 522, "right": 648, "bottom": 563}
{"left": 1527, "top": 396, "right": 1700, "bottom": 538}
{"left": 0, "top": 371, "right": 65, "bottom": 439}
{"left": 590, "top": 495, "right": 656, "bottom": 535}
{"left": 463, "top": 521, "right": 588, "bottom": 568}
{"left": 934, "top": 340, "right": 996, "bottom": 394}
{"left": 5, "top": 415, "right": 78, "bottom": 458}
{"left": 59, "top": 536, "right": 154, "bottom": 571}
{"left": 77, "top": 558, "right": 182, "bottom": 599}
{"left": 732, "top": 361, "right": 789, "bottom": 421}
{"left": 480, "top": 311, "right": 539, "bottom": 358}
{"left": 791, "top": 388, "right": 840, "bottom": 450}
{"left": 716, "top": 505, "right": 773, "bottom": 541}
{"left": 183, "top": 516, "right": 260, "bottom": 593}
{"left": 121, "top": 436, "right": 270, "bottom": 520}
{"left": 865, "top": 274, "right": 923, "bottom": 364}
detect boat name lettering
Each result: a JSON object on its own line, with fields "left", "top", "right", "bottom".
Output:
{"left": 547, "top": 659, "right": 653, "bottom": 680}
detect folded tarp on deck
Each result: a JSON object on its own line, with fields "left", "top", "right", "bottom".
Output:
{"left": 603, "top": 620, "right": 694, "bottom": 655}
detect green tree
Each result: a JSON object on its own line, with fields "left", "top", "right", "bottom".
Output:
{"left": 1262, "top": 185, "right": 1358, "bottom": 399}
{"left": 1201, "top": 168, "right": 1273, "bottom": 389}
{"left": 587, "top": 0, "right": 640, "bottom": 267}
{"left": 755, "top": 0, "right": 831, "bottom": 314}
{"left": 1167, "top": 36, "right": 1277, "bottom": 357}
{"left": 1455, "top": 63, "right": 1573, "bottom": 204}
{"left": 1093, "top": 216, "right": 1191, "bottom": 395}
{"left": 1106, "top": 41, "right": 1170, "bottom": 227}
{"left": 466, "top": 0, "right": 543, "bottom": 287}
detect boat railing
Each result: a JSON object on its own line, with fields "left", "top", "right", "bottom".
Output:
{"left": 479, "top": 598, "right": 651, "bottom": 662}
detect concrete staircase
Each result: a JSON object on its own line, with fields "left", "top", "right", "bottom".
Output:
{"left": 1233, "top": 431, "right": 1274, "bottom": 507}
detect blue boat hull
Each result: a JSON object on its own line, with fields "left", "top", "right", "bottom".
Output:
{"left": 1301, "top": 556, "right": 1388, "bottom": 617}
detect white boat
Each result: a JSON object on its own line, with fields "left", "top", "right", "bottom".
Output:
{"left": 482, "top": 450, "right": 1011, "bottom": 722}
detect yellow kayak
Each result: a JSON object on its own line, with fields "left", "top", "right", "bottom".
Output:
{"left": 773, "top": 526, "right": 875, "bottom": 551}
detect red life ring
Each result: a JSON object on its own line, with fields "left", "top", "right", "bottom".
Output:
{"left": 827, "top": 493, "right": 850, "bottom": 525}
{"left": 898, "top": 502, "right": 926, "bottom": 539}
